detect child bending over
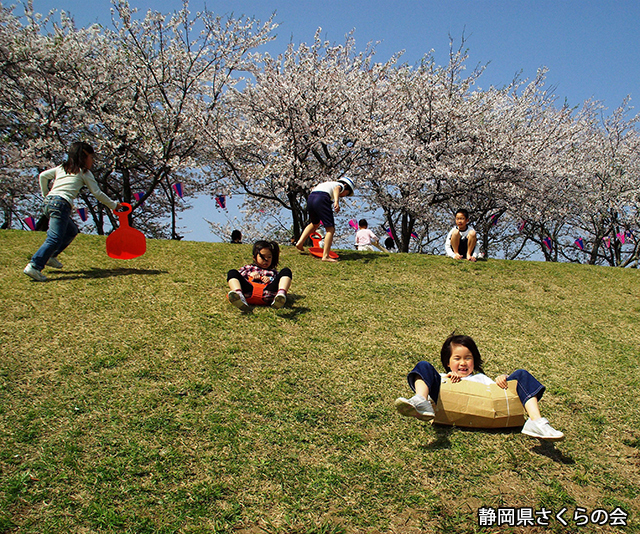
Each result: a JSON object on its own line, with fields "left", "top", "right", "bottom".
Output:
{"left": 296, "top": 178, "right": 355, "bottom": 262}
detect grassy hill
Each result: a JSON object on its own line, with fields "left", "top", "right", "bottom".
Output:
{"left": 1, "top": 229, "right": 639, "bottom": 533}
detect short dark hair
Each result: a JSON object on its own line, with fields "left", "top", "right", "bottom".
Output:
{"left": 231, "top": 230, "right": 242, "bottom": 243}
{"left": 455, "top": 209, "right": 470, "bottom": 219}
{"left": 358, "top": 219, "right": 368, "bottom": 228}
{"left": 64, "top": 142, "right": 94, "bottom": 174}
{"left": 252, "top": 240, "right": 280, "bottom": 268}
{"left": 384, "top": 237, "right": 395, "bottom": 249}
{"left": 440, "top": 334, "right": 484, "bottom": 374}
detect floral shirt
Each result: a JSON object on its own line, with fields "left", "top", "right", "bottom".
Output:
{"left": 238, "top": 264, "right": 278, "bottom": 302}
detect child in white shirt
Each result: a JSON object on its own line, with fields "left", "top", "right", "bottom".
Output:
{"left": 445, "top": 209, "right": 477, "bottom": 261}
{"left": 24, "top": 142, "right": 121, "bottom": 282}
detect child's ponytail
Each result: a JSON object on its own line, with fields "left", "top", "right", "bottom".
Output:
{"left": 64, "top": 141, "right": 94, "bottom": 174}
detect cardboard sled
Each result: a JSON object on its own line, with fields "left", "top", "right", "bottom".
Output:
{"left": 433, "top": 379, "right": 525, "bottom": 429}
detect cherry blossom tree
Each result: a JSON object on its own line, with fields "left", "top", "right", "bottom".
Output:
{"left": 2, "top": 3, "right": 638, "bottom": 266}
{"left": 81, "top": 1, "right": 276, "bottom": 237}
{"left": 356, "top": 39, "right": 489, "bottom": 252}
{"left": 0, "top": 1, "right": 275, "bottom": 238}
{"left": 456, "top": 71, "right": 583, "bottom": 259}
{"left": 205, "top": 30, "right": 396, "bottom": 242}
{"left": 559, "top": 100, "right": 640, "bottom": 266}
{"left": 0, "top": 3, "right": 77, "bottom": 228}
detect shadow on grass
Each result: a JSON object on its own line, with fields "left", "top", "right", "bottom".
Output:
{"left": 286, "top": 293, "right": 305, "bottom": 305}
{"left": 51, "top": 267, "right": 167, "bottom": 280}
{"left": 224, "top": 293, "right": 311, "bottom": 320}
{"left": 234, "top": 306, "right": 312, "bottom": 319}
{"left": 421, "top": 425, "right": 454, "bottom": 450}
{"left": 422, "top": 424, "right": 544, "bottom": 450}
{"left": 274, "top": 293, "right": 311, "bottom": 320}
{"left": 423, "top": 424, "right": 575, "bottom": 464}
{"left": 530, "top": 441, "right": 575, "bottom": 464}
{"left": 276, "top": 306, "right": 311, "bottom": 321}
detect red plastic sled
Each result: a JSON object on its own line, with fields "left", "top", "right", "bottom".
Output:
{"left": 308, "top": 232, "right": 339, "bottom": 259}
{"left": 106, "top": 203, "right": 146, "bottom": 259}
{"left": 309, "top": 248, "right": 339, "bottom": 259}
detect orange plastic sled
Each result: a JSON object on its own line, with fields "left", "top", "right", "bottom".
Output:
{"left": 106, "top": 203, "right": 146, "bottom": 259}
{"left": 308, "top": 232, "right": 339, "bottom": 259}
{"left": 245, "top": 281, "right": 268, "bottom": 305}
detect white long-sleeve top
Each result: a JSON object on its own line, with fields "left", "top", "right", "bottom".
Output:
{"left": 39, "top": 165, "right": 118, "bottom": 210}
{"left": 311, "top": 181, "right": 344, "bottom": 196}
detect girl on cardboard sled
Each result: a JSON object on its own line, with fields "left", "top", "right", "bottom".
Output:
{"left": 395, "top": 334, "right": 564, "bottom": 440}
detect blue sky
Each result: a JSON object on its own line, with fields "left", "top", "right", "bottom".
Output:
{"left": 27, "top": 0, "right": 640, "bottom": 241}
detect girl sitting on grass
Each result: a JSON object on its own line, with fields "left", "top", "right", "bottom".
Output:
{"left": 226, "top": 240, "right": 292, "bottom": 311}
{"left": 394, "top": 334, "right": 564, "bottom": 441}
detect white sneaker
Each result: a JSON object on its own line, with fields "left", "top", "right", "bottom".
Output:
{"left": 521, "top": 417, "right": 564, "bottom": 441}
{"left": 24, "top": 263, "right": 47, "bottom": 282}
{"left": 394, "top": 395, "right": 435, "bottom": 421}
{"left": 46, "top": 256, "right": 63, "bottom": 269}
{"left": 272, "top": 292, "right": 286, "bottom": 309}
{"left": 228, "top": 290, "right": 249, "bottom": 311}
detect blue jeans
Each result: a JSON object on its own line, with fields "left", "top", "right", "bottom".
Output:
{"left": 407, "top": 362, "right": 545, "bottom": 406}
{"left": 30, "top": 196, "right": 78, "bottom": 271}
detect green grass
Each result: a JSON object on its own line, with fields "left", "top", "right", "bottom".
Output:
{"left": 1, "top": 229, "right": 639, "bottom": 533}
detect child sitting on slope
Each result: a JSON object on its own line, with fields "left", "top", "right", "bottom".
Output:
{"left": 445, "top": 209, "right": 478, "bottom": 261}
{"left": 395, "top": 334, "right": 564, "bottom": 441}
{"left": 354, "top": 219, "right": 385, "bottom": 251}
{"left": 227, "top": 240, "right": 292, "bottom": 311}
